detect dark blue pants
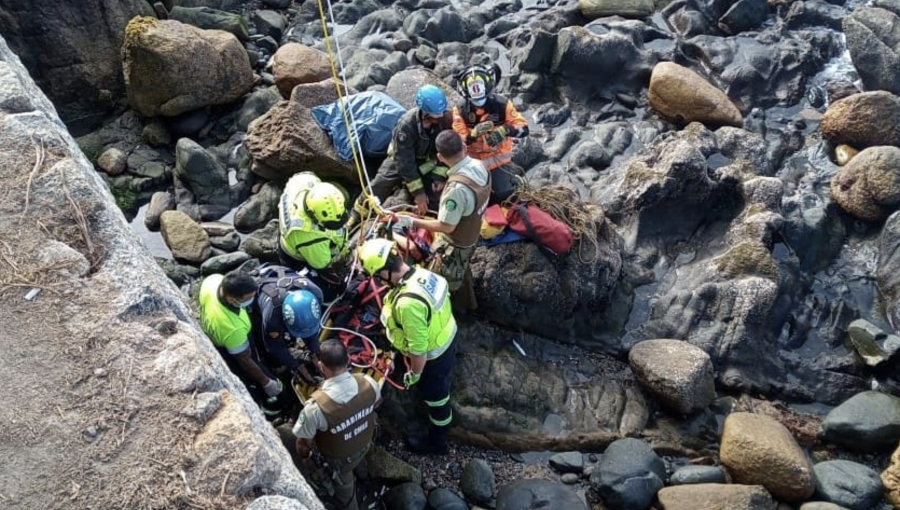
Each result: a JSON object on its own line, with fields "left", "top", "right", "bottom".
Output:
{"left": 418, "top": 338, "right": 457, "bottom": 428}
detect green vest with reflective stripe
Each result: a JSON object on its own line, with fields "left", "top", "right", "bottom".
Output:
{"left": 278, "top": 173, "right": 347, "bottom": 269}
{"left": 381, "top": 267, "right": 456, "bottom": 358}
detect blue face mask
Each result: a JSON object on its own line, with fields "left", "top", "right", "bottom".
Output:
{"left": 471, "top": 97, "right": 486, "bottom": 107}
{"left": 238, "top": 297, "right": 254, "bottom": 309}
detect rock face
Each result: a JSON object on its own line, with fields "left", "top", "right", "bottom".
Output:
{"left": 628, "top": 339, "right": 716, "bottom": 416}
{"left": 720, "top": 412, "right": 816, "bottom": 502}
{"left": 844, "top": 7, "right": 900, "bottom": 95}
{"left": 245, "top": 81, "right": 355, "bottom": 182}
{"left": 0, "top": 31, "right": 322, "bottom": 508}
{"left": 470, "top": 206, "right": 623, "bottom": 348}
{"left": 830, "top": 146, "right": 900, "bottom": 222}
{"left": 123, "top": 17, "right": 254, "bottom": 117}
{"left": 271, "top": 43, "right": 332, "bottom": 98}
{"left": 648, "top": 62, "right": 743, "bottom": 127}
{"left": 813, "top": 460, "right": 883, "bottom": 510}
{"left": 656, "top": 484, "right": 776, "bottom": 510}
{"left": 820, "top": 391, "right": 900, "bottom": 452}
{"left": 821, "top": 92, "right": 900, "bottom": 148}
{"left": 0, "top": 0, "right": 148, "bottom": 129}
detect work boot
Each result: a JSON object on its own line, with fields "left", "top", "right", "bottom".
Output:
{"left": 406, "top": 425, "right": 450, "bottom": 455}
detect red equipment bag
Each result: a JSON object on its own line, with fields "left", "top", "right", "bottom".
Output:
{"left": 506, "top": 203, "right": 575, "bottom": 257}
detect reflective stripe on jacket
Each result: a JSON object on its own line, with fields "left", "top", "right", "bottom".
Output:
{"left": 381, "top": 267, "right": 456, "bottom": 359}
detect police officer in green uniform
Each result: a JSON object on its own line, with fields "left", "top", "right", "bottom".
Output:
{"left": 198, "top": 270, "right": 285, "bottom": 410}
{"left": 293, "top": 340, "right": 380, "bottom": 510}
{"left": 393, "top": 129, "right": 491, "bottom": 294}
{"left": 358, "top": 239, "right": 457, "bottom": 455}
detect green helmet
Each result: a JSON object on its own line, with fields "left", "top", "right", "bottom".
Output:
{"left": 358, "top": 238, "right": 395, "bottom": 276}
{"left": 304, "top": 182, "right": 348, "bottom": 229}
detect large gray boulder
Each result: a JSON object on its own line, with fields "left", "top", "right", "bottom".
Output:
{"left": 159, "top": 210, "right": 212, "bottom": 264}
{"left": 168, "top": 6, "right": 249, "bottom": 41}
{"left": 820, "top": 391, "right": 900, "bottom": 452}
{"left": 844, "top": 7, "right": 900, "bottom": 96}
{"left": 234, "top": 181, "right": 283, "bottom": 234}
{"left": 460, "top": 459, "right": 495, "bottom": 506}
{"left": 628, "top": 339, "right": 716, "bottom": 416}
{"left": 123, "top": 17, "right": 254, "bottom": 117}
{"left": 470, "top": 205, "right": 623, "bottom": 349}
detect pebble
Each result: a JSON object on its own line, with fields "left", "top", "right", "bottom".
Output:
{"left": 94, "top": 368, "right": 108, "bottom": 378}
{"left": 588, "top": 453, "right": 598, "bottom": 462}
{"left": 84, "top": 426, "right": 98, "bottom": 440}
{"left": 561, "top": 473, "right": 579, "bottom": 484}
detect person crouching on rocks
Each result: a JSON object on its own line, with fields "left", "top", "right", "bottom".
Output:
{"left": 198, "top": 270, "right": 285, "bottom": 414}
{"left": 358, "top": 239, "right": 458, "bottom": 455}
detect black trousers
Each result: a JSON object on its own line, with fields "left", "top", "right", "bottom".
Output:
{"left": 418, "top": 338, "right": 458, "bottom": 428}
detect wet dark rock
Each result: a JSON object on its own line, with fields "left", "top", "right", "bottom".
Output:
{"left": 785, "top": 0, "right": 846, "bottom": 30}
{"left": 173, "top": 138, "right": 232, "bottom": 221}
{"left": 844, "top": 7, "right": 900, "bottom": 95}
{"left": 434, "top": 323, "right": 644, "bottom": 450}
{"left": 145, "top": 191, "right": 177, "bottom": 232}
{"left": 200, "top": 251, "right": 250, "bottom": 275}
{"left": 169, "top": 6, "right": 249, "bottom": 41}
{"left": 343, "top": 48, "right": 410, "bottom": 91}
{"left": 403, "top": 8, "right": 468, "bottom": 44}
{"left": 545, "top": 128, "right": 583, "bottom": 162}
{"left": 875, "top": 0, "right": 900, "bottom": 16}
{"left": 252, "top": 11, "right": 284, "bottom": 42}
{"left": 549, "top": 452, "right": 584, "bottom": 474}
{"left": 509, "top": 28, "right": 556, "bottom": 74}
{"left": 589, "top": 438, "right": 665, "bottom": 510}
{"left": 426, "top": 488, "right": 466, "bottom": 510}
{"left": 234, "top": 181, "right": 282, "bottom": 234}
{"left": 662, "top": 0, "right": 732, "bottom": 37}
{"left": 142, "top": 120, "right": 172, "bottom": 147}
{"left": 167, "top": 108, "right": 210, "bottom": 138}
{"left": 813, "top": 460, "right": 883, "bottom": 510}
{"left": 496, "top": 479, "right": 588, "bottom": 510}
{"left": 209, "top": 232, "right": 241, "bottom": 252}
{"left": 820, "top": 391, "right": 900, "bottom": 453}
{"left": 681, "top": 31, "right": 840, "bottom": 112}
{"left": 533, "top": 102, "right": 571, "bottom": 128}
{"left": 460, "top": 459, "right": 495, "bottom": 506}
{"left": 157, "top": 257, "right": 201, "bottom": 285}
{"left": 383, "top": 482, "right": 427, "bottom": 510}
{"left": 878, "top": 212, "right": 900, "bottom": 326}
{"left": 261, "top": 0, "right": 290, "bottom": 8}
{"left": 240, "top": 219, "right": 280, "bottom": 263}
{"left": 76, "top": 111, "right": 144, "bottom": 163}
{"left": 718, "top": 0, "right": 768, "bottom": 35}
{"left": 669, "top": 465, "right": 727, "bottom": 485}
{"left": 550, "top": 24, "right": 656, "bottom": 104}
{"left": 234, "top": 86, "right": 283, "bottom": 132}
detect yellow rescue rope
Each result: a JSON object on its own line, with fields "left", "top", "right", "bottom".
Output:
{"left": 315, "top": 0, "right": 383, "bottom": 219}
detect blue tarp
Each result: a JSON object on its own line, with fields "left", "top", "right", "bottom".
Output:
{"left": 311, "top": 91, "right": 407, "bottom": 162}
{"left": 480, "top": 230, "right": 528, "bottom": 247}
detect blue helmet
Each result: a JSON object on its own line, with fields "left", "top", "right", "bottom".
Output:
{"left": 282, "top": 290, "right": 322, "bottom": 339}
{"left": 415, "top": 85, "right": 448, "bottom": 116}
